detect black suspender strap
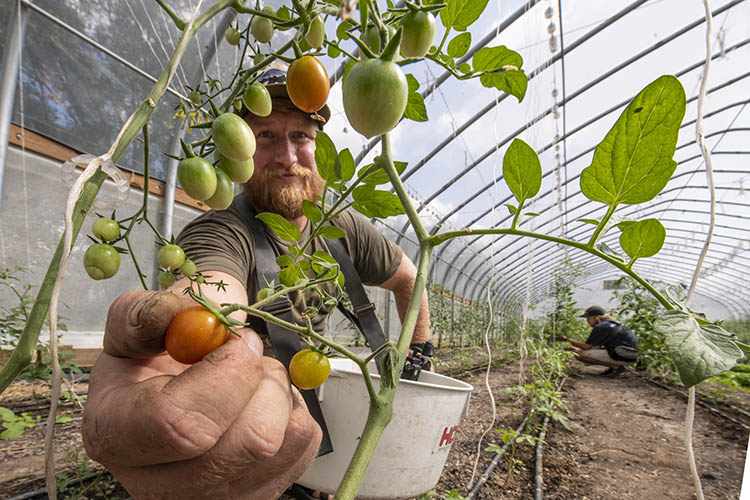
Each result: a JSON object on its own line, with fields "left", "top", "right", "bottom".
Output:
{"left": 231, "top": 195, "right": 333, "bottom": 456}
{"left": 325, "top": 237, "right": 388, "bottom": 366}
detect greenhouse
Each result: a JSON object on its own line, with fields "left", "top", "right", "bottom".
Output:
{"left": 0, "top": 0, "right": 748, "bottom": 499}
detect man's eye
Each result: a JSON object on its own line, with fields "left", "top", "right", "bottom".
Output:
{"left": 257, "top": 131, "right": 273, "bottom": 139}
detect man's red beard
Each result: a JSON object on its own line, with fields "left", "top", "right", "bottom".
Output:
{"left": 243, "top": 164, "right": 324, "bottom": 219}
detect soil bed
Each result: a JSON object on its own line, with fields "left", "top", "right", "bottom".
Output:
{"left": 0, "top": 352, "right": 748, "bottom": 499}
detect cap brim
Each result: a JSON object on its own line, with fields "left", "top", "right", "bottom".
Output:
{"left": 265, "top": 82, "right": 331, "bottom": 125}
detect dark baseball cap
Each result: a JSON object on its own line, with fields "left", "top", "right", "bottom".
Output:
{"left": 242, "top": 67, "right": 331, "bottom": 125}
{"left": 580, "top": 305, "right": 606, "bottom": 318}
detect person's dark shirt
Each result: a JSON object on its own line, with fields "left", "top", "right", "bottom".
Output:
{"left": 585, "top": 320, "right": 637, "bottom": 350}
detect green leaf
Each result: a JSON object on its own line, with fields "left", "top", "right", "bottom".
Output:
{"left": 664, "top": 284, "right": 689, "bottom": 310}
{"left": 327, "top": 43, "right": 341, "bottom": 58}
{"left": 503, "top": 138, "right": 541, "bottom": 205}
{"left": 525, "top": 212, "right": 539, "bottom": 217}
{"left": 406, "top": 73, "right": 420, "bottom": 93}
{"left": 578, "top": 218, "right": 599, "bottom": 225}
{"left": 654, "top": 310, "right": 744, "bottom": 387}
{"left": 0, "top": 407, "right": 14, "bottom": 421}
{"left": 315, "top": 131, "right": 338, "bottom": 182}
{"left": 337, "top": 20, "right": 353, "bottom": 40}
{"left": 358, "top": 159, "right": 407, "bottom": 185}
{"left": 505, "top": 204, "right": 517, "bottom": 214}
{"left": 473, "top": 46, "right": 522, "bottom": 72}
{"left": 447, "top": 32, "right": 471, "bottom": 58}
{"left": 56, "top": 415, "right": 73, "bottom": 424}
{"left": 480, "top": 70, "right": 527, "bottom": 101}
{"left": 405, "top": 91, "right": 428, "bottom": 122}
{"left": 458, "top": 62, "right": 471, "bottom": 74}
{"left": 338, "top": 148, "right": 355, "bottom": 181}
{"left": 276, "top": 254, "right": 293, "bottom": 268}
{"left": 256, "top": 213, "right": 301, "bottom": 243}
{"left": 580, "top": 75, "right": 687, "bottom": 207}
{"left": 440, "top": 0, "right": 490, "bottom": 31}
{"left": 318, "top": 226, "right": 346, "bottom": 239}
{"left": 279, "top": 265, "right": 300, "bottom": 287}
{"left": 301, "top": 200, "right": 322, "bottom": 223}
{"left": 620, "top": 218, "right": 666, "bottom": 261}
{"left": 352, "top": 186, "right": 405, "bottom": 218}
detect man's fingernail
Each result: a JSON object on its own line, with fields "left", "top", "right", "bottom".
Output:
{"left": 242, "top": 330, "right": 264, "bottom": 357}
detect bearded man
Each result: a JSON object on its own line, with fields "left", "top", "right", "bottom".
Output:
{"left": 81, "top": 68, "right": 431, "bottom": 500}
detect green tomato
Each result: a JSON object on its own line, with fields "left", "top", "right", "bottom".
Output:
{"left": 225, "top": 27, "right": 241, "bottom": 46}
{"left": 342, "top": 59, "right": 408, "bottom": 138}
{"left": 180, "top": 259, "right": 197, "bottom": 278}
{"left": 178, "top": 157, "right": 217, "bottom": 201}
{"left": 92, "top": 217, "right": 119, "bottom": 242}
{"left": 243, "top": 81, "right": 272, "bottom": 117}
{"left": 216, "top": 154, "right": 254, "bottom": 183}
{"left": 212, "top": 113, "right": 256, "bottom": 162}
{"left": 188, "top": 90, "right": 201, "bottom": 105}
{"left": 251, "top": 9, "right": 274, "bottom": 43}
{"left": 400, "top": 10, "right": 436, "bottom": 58}
{"left": 158, "top": 270, "right": 177, "bottom": 289}
{"left": 83, "top": 244, "right": 120, "bottom": 280}
{"left": 359, "top": 25, "right": 380, "bottom": 58}
{"left": 205, "top": 168, "right": 234, "bottom": 210}
{"left": 305, "top": 15, "right": 325, "bottom": 49}
{"left": 253, "top": 53, "right": 265, "bottom": 65}
{"left": 158, "top": 244, "right": 186, "bottom": 271}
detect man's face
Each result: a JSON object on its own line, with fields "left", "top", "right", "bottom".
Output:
{"left": 243, "top": 101, "right": 324, "bottom": 219}
{"left": 586, "top": 316, "right": 597, "bottom": 327}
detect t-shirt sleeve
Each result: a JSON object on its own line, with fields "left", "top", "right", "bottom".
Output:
{"left": 335, "top": 211, "right": 402, "bottom": 287}
{"left": 175, "top": 209, "right": 253, "bottom": 289}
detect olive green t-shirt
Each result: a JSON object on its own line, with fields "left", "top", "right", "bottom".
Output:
{"left": 176, "top": 204, "right": 402, "bottom": 335}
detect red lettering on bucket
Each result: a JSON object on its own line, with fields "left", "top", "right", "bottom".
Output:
{"left": 439, "top": 425, "right": 457, "bottom": 447}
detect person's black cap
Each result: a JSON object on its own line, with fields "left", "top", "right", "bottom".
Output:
{"left": 580, "top": 305, "right": 606, "bottom": 318}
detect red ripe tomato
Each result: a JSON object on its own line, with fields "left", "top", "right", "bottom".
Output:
{"left": 165, "top": 306, "right": 230, "bottom": 364}
{"left": 289, "top": 349, "right": 331, "bottom": 389}
{"left": 286, "top": 55, "right": 330, "bottom": 113}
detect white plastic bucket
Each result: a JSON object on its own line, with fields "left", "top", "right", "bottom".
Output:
{"left": 297, "top": 358, "right": 474, "bottom": 499}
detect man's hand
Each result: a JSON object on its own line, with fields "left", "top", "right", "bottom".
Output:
{"left": 558, "top": 335, "right": 568, "bottom": 342}
{"left": 82, "top": 291, "right": 321, "bottom": 500}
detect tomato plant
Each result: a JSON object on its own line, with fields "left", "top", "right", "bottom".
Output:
{"left": 212, "top": 113, "right": 256, "bottom": 161}
{"left": 305, "top": 15, "right": 325, "bottom": 49}
{"left": 83, "top": 243, "right": 120, "bottom": 280}
{"left": 205, "top": 167, "right": 233, "bottom": 210}
{"left": 251, "top": 7, "right": 275, "bottom": 43}
{"left": 400, "top": 10, "right": 436, "bottom": 58}
{"left": 177, "top": 157, "right": 217, "bottom": 201}
{"left": 157, "top": 244, "right": 185, "bottom": 271}
{"left": 286, "top": 55, "right": 330, "bottom": 113}
{"left": 188, "top": 89, "right": 201, "bottom": 105}
{"left": 217, "top": 154, "right": 254, "bottom": 183}
{"left": 243, "top": 81, "right": 272, "bottom": 117}
{"left": 360, "top": 25, "right": 381, "bottom": 57}
{"left": 289, "top": 349, "right": 331, "bottom": 390}
{"left": 224, "top": 26, "right": 241, "bottom": 46}
{"left": 342, "top": 59, "right": 408, "bottom": 138}
{"left": 92, "top": 217, "right": 119, "bottom": 242}
{"left": 165, "top": 306, "right": 230, "bottom": 364}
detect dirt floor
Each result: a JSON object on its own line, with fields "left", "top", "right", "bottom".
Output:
{"left": 0, "top": 354, "right": 748, "bottom": 499}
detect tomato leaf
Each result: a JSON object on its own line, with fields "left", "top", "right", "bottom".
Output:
{"left": 505, "top": 203, "right": 517, "bottom": 214}
{"left": 276, "top": 254, "right": 293, "bottom": 268}
{"left": 405, "top": 91, "right": 428, "bottom": 122}
{"left": 318, "top": 225, "right": 346, "bottom": 239}
{"left": 503, "top": 138, "right": 541, "bottom": 206}
{"left": 619, "top": 218, "right": 666, "bottom": 262}
{"left": 358, "top": 159, "right": 407, "bottom": 185}
{"left": 440, "top": 0, "right": 490, "bottom": 31}
{"left": 327, "top": 43, "right": 341, "bottom": 58}
{"left": 302, "top": 199, "right": 322, "bottom": 223}
{"left": 480, "top": 70, "right": 527, "bottom": 101}
{"left": 473, "top": 45, "right": 522, "bottom": 72}
{"left": 279, "top": 265, "right": 300, "bottom": 287}
{"left": 580, "top": 75, "right": 686, "bottom": 207}
{"left": 352, "top": 186, "right": 405, "bottom": 218}
{"left": 447, "top": 32, "right": 471, "bottom": 58}
{"left": 337, "top": 20, "right": 353, "bottom": 40}
{"left": 458, "top": 62, "right": 472, "bottom": 74}
{"left": 578, "top": 218, "right": 599, "bottom": 225}
{"left": 315, "top": 131, "right": 338, "bottom": 182}
{"left": 256, "top": 213, "right": 302, "bottom": 243}
{"left": 338, "top": 148, "right": 355, "bottom": 181}
{"left": 654, "top": 310, "right": 743, "bottom": 388}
